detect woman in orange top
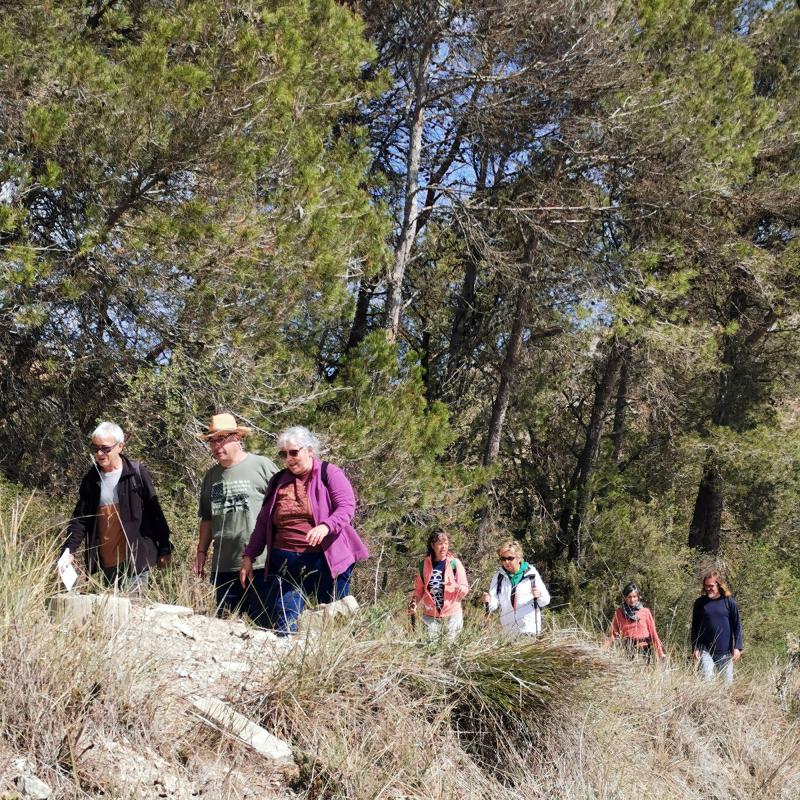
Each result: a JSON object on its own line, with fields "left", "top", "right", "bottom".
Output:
{"left": 603, "top": 582, "right": 664, "bottom": 660}
{"left": 408, "top": 531, "right": 469, "bottom": 641}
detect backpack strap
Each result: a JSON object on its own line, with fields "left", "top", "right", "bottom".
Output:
{"left": 725, "top": 596, "right": 737, "bottom": 652}
{"left": 418, "top": 558, "right": 457, "bottom": 580}
{"left": 130, "top": 459, "right": 144, "bottom": 495}
{"left": 263, "top": 461, "right": 329, "bottom": 509}
{"left": 496, "top": 569, "right": 538, "bottom": 610}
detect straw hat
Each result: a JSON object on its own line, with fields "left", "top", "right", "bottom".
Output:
{"left": 196, "top": 413, "right": 252, "bottom": 440}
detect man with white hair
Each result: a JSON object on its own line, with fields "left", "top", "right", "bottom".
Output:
{"left": 193, "top": 412, "right": 278, "bottom": 624}
{"left": 63, "top": 421, "right": 173, "bottom": 592}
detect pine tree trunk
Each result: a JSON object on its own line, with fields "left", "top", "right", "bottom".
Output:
{"left": 445, "top": 255, "right": 479, "bottom": 392}
{"left": 344, "top": 276, "right": 376, "bottom": 355}
{"left": 688, "top": 450, "right": 723, "bottom": 552}
{"left": 482, "top": 283, "right": 530, "bottom": 467}
{"left": 384, "top": 41, "right": 432, "bottom": 342}
{"left": 562, "top": 340, "right": 624, "bottom": 563}
{"left": 611, "top": 357, "right": 629, "bottom": 463}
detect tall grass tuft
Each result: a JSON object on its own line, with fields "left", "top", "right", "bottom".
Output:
{"left": 0, "top": 485, "right": 163, "bottom": 795}
{"left": 247, "top": 610, "right": 612, "bottom": 798}
{"left": 443, "top": 635, "right": 613, "bottom": 777}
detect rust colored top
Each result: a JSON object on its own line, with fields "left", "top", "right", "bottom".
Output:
{"left": 605, "top": 606, "right": 665, "bottom": 657}
{"left": 272, "top": 475, "right": 317, "bottom": 552}
{"left": 97, "top": 504, "right": 127, "bottom": 567}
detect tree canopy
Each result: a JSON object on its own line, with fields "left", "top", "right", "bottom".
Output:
{"left": 2, "top": 0, "right": 799, "bottom": 656}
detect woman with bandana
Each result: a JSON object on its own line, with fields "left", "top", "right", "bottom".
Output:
{"left": 603, "top": 582, "right": 665, "bottom": 660}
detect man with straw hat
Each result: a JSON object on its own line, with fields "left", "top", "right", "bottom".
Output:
{"left": 193, "top": 413, "right": 278, "bottom": 624}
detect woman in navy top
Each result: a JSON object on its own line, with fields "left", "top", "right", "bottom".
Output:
{"left": 691, "top": 571, "right": 743, "bottom": 685}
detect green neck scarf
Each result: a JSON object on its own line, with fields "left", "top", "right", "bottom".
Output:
{"left": 507, "top": 561, "right": 530, "bottom": 588}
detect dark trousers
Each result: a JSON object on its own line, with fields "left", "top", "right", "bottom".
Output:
{"left": 267, "top": 549, "right": 353, "bottom": 634}
{"left": 214, "top": 570, "right": 270, "bottom": 627}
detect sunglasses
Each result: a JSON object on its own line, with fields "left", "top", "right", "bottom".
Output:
{"left": 499, "top": 555, "right": 517, "bottom": 562}
{"left": 278, "top": 448, "right": 304, "bottom": 459}
{"left": 92, "top": 443, "right": 119, "bottom": 454}
{"left": 208, "top": 433, "right": 238, "bottom": 448}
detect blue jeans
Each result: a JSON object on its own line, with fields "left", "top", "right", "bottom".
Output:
{"left": 100, "top": 564, "right": 149, "bottom": 595}
{"left": 267, "top": 549, "right": 353, "bottom": 634}
{"left": 699, "top": 648, "right": 734, "bottom": 685}
{"left": 214, "top": 570, "right": 270, "bottom": 627}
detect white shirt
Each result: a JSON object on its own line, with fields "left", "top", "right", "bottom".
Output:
{"left": 98, "top": 465, "right": 122, "bottom": 508}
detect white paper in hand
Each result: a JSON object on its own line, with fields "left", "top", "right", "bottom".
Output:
{"left": 58, "top": 548, "right": 78, "bottom": 592}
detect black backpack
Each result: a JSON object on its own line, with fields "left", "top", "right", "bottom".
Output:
{"left": 495, "top": 569, "right": 538, "bottom": 608}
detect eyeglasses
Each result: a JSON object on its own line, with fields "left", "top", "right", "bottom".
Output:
{"left": 209, "top": 433, "right": 238, "bottom": 448}
{"left": 92, "top": 443, "right": 119, "bottom": 454}
{"left": 499, "top": 556, "right": 517, "bottom": 562}
{"left": 278, "top": 448, "right": 304, "bottom": 459}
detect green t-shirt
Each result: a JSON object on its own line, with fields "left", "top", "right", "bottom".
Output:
{"left": 198, "top": 453, "right": 278, "bottom": 573}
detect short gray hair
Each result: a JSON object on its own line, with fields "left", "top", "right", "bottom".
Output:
{"left": 277, "top": 426, "right": 320, "bottom": 453}
{"left": 92, "top": 421, "right": 125, "bottom": 444}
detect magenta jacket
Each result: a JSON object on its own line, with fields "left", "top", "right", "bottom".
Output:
{"left": 243, "top": 458, "right": 369, "bottom": 577}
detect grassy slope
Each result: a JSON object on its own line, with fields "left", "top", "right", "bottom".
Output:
{"left": 1, "top": 486, "right": 799, "bottom": 799}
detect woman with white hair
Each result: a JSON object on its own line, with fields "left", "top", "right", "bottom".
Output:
{"left": 240, "top": 426, "right": 369, "bottom": 634}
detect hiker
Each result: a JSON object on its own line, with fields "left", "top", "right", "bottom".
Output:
{"left": 193, "top": 413, "right": 278, "bottom": 625}
{"left": 62, "top": 421, "right": 173, "bottom": 593}
{"left": 691, "top": 570, "right": 743, "bottom": 685}
{"left": 482, "top": 540, "right": 550, "bottom": 636}
{"left": 240, "top": 426, "right": 369, "bottom": 634}
{"left": 602, "top": 582, "right": 665, "bottom": 661}
{"left": 408, "top": 532, "right": 469, "bottom": 641}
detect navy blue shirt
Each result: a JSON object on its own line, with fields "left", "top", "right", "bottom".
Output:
{"left": 691, "top": 595, "right": 743, "bottom": 655}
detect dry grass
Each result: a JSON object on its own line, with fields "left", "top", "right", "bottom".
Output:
{"left": 246, "top": 605, "right": 800, "bottom": 800}
{"left": 1, "top": 485, "right": 799, "bottom": 800}
{"left": 0, "top": 489, "right": 168, "bottom": 798}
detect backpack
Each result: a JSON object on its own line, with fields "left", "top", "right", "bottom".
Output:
{"left": 495, "top": 568, "right": 538, "bottom": 608}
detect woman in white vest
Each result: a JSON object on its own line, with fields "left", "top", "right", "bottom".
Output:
{"left": 482, "top": 539, "right": 550, "bottom": 636}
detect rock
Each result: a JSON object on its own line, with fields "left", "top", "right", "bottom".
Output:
{"left": 300, "top": 596, "right": 360, "bottom": 630}
{"left": 191, "top": 698, "right": 294, "bottom": 765}
{"left": 217, "top": 661, "right": 250, "bottom": 673}
{"left": 15, "top": 773, "right": 52, "bottom": 799}
{"left": 298, "top": 609, "right": 327, "bottom": 632}
{"left": 49, "top": 593, "right": 131, "bottom": 627}
{"left": 244, "top": 628, "right": 279, "bottom": 644}
{"left": 340, "top": 595, "right": 359, "bottom": 615}
{"left": 154, "top": 616, "right": 198, "bottom": 639}
{"left": 170, "top": 619, "right": 197, "bottom": 639}
{"left": 147, "top": 603, "right": 194, "bottom": 617}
